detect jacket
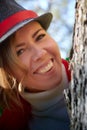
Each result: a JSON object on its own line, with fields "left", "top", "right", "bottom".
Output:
{"left": 0, "top": 97, "right": 31, "bottom": 130}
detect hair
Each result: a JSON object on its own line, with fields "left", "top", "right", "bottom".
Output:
{"left": 0, "top": 36, "right": 26, "bottom": 110}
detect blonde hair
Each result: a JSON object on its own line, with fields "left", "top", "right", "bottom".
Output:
{"left": 0, "top": 37, "right": 25, "bottom": 109}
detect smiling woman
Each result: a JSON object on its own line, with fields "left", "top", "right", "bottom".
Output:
{"left": 0, "top": 0, "right": 71, "bottom": 130}
{"left": 10, "top": 21, "right": 62, "bottom": 92}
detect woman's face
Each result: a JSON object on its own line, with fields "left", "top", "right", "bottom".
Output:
{"left": 11, "top": 21, "right": 62, "bottom": 92}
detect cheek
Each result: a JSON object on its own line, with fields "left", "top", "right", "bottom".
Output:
{"left": 18, "top": 52, "right": 31, "bottom": 69}
{"left": 13, "top": 71, "right": 23, "bottom": 81}
{"left": 46, "top": 39, "right": 61, "bottom": 57}
{"left": 9, "top": 66, "right": 25, "bottom": 82}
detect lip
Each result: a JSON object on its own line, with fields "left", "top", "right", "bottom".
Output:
{"left": 33, "top": 58, "right": 54, "bottom": 74}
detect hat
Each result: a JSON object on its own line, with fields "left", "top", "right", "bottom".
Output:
{"left": 0, "top": 0, "right": 53, "bottom": 43}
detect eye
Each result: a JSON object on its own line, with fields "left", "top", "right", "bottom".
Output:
{"left": 36, "top": 34, "right": 46, "bottom": 41}
{"left": 16, "top": 49, "right": 25, "bottom": 56}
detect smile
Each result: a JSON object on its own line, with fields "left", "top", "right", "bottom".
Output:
{"left": 35, "top": 60, "right": 53, "bottom": 74}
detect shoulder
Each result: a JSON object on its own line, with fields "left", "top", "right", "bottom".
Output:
{"left": 62, "top": 59, "right": 71, "bottom": 82}
{"left": 0, "top": 97, "right": 31, "bottom": 130}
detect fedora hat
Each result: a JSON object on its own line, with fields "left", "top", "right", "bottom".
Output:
{"left": 0, "top": 0, "right": 53, "bottom": 43}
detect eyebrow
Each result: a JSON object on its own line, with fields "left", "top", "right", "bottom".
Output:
{"left": 15, "top": 42, "right": 25, "bottom": 48}
{"left": 32, "top": 28, "right": 43, "bottom": 38}
{"left": 15, "top": 28, "right": 43, "bottom": 48}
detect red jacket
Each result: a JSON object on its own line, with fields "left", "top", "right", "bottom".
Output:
{"left": 62, "top": 59, "right": 71, "bottom": 82}
{"left": 0, "top": 97, "right": 31, "bottom": 130}
{"left": 0, "top": 59, "right": 71, "bottom": 130}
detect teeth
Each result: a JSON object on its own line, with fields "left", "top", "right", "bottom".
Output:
{"left": 38, "top": 61, "right": 53, "bottom": 74}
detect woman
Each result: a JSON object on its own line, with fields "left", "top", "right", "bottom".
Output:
{"left": 0, "top": 0, "right": 71, "bottom": 130}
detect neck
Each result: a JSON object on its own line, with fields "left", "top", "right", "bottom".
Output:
{"left": 19, "top": 64, "right": 69, "bottom": 111}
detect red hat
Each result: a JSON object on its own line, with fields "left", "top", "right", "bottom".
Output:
{"left": 0, "top": 0, "right": 52, "bottom": 43}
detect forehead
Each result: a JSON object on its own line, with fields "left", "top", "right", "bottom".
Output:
{"left": 10, "top": 21, "right": 43, "bottom": 46}
{"left": 15, "top": 21, "right": 42, "bottom": 36}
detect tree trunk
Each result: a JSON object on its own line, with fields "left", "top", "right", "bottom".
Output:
{"left": 64, "top": 0, "right": 87, "bottom": 130}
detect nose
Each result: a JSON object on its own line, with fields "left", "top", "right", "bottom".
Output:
{"left": 32, "top": 46, "right": 47, "bottom": 62}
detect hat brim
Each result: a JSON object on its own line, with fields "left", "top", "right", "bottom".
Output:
{"left": 0, "top": 12, "right": 52, "bottom": 43}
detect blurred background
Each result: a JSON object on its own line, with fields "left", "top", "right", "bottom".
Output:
{"left": 16, "top": 0, "right": 75, "bottom": 59}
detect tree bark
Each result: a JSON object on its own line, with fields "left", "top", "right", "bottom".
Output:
{"left": 64, "top": 0, "right": 87, "bottom": 130}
